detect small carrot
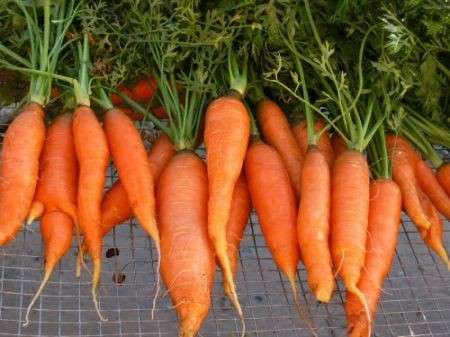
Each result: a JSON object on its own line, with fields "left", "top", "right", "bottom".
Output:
{"left": 111, "top": 85, "right": 134, "bottom": 105}
{"left": 23, "top": 113, "right": 78, "bottom": 326}
{"left": 297, "top": 146, "right": 335, "bottom": 302}
{"left": 0, "top": 102, "right": 46, "bottom": 245}
{"left": 416, "top": 159, "right": 450, "bottom": 219}
{"left": 257, "top": 100, "right": 303, "bottom": 197}
{"left": 204, "top": 95, "right": 250, "bottom": 319}
{"left": 346, "top": 179, "right": 402, "bottom": 337}
{"left": 222, "top": 172, "right": 251, "bottom": 297}
{"left": 131, "top": 76, "right": 157, "bottom": 102}
{"left": 292, "top": 120, "right": 335, "bottom": 167}
{"left": 436, "top": 163, "right": 450, "bottom": 196}
{"left": 157, "top": 152, "right": 215, "bottom": 337}
{"left": 331, "top": 133, "right": 348, "bottom": 159}
{"left": 330, "top": 150, "right": 371, "bottom": 333}
{"left": 72, "top": 105, "right": 109, "bottom": 321}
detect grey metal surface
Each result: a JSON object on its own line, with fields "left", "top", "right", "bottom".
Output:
{"left": 0, "top": 121, "right": 449, "bottom": 337}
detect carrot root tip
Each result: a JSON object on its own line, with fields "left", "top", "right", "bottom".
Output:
{"left": 92, "top": 260, "right": 108, "bottom": 322}
{"left": 151, "top": 246, "right": 161, "bottom": 320}
{"left": 23, "top": 268, "right": 52, "bottom": 327}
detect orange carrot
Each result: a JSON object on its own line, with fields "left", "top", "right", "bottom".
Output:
{"left": 131, "top": 76, "right": 157, "bottom": 102}
{"left": 223, "top": 172, "right": 251, "bottom": 296}
{"left": 385, "top": 134, "right": 421, "bottom": 165}
{"left": 100, "top": 133, "right": 175, "bottom": 236}
{"left": 257, "top": 100, "right": 303, "bottom": 197}
{"left": 204, "top": 96, "right": 250, "bottom": 318}
{"left": 330, "top": 150, "right": 371, "bottom": 333}
{"left": 297, "top": 146, "right": 335, "bottom": 302}
{"left": 245, "top": 139, "right": 303, "bottom": 313}
{"left": 111, "top": 85, "right": 134, "bottom": 105}
{"left": 72, "top": 105, "right": 109, "bottom": 320}
{"left": 346, "top": 179, "right": 401, "bottom": 337}
{"left": 292, "top": 120, "right": 335, "bottom": 167}
{"left": 331, "top": 133, "right": 348, "bottom": 158}
{"left": 23, "top": 113, "right": 78, "bottom": 326}
{"left": 0, "top": 102, "right": 46, "bottom": 245}
{"left": 157, "top": 152, "right": 215, "bottom": 337}
{"left": 436, "top": 163, "right": 450, "bottom": 196}
{"left": 416, "top": 159, "right": 450, "bottom": 219}
{"left": 388, "top": 145, "right": 432, "bottom": 230}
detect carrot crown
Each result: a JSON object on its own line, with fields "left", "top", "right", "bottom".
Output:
{"left": 0, "top": 0, "right": 78, "bottom": 106}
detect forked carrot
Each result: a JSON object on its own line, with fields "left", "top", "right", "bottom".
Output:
{"left": 257, "top": 100, "right": 303, "bottom": 197}
{"left": 297, "top": 146, "right": 335, "bottom": 302}
{"left": 330, "top": 150, "right": 371, "bottom": 334}
{"left": 204, "top": 95, "right": 250, "bottom": 319}
{"left": 346, "top": 179, "right": 401, "bottom": 337}
{"left": 0, "top": 103, "right": 46, "bottom": 245}
{"left": 72, "top": 105, "right": 109, "bottom": 321}
{"left": 157, "top": 152, "right": 215, "bottom": 337}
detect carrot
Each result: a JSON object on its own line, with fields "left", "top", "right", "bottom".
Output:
{"left": 23, "top": 113, "right": 78, "bottom": 326}
{"left": 346, "top": 179, "right": 402, "bottom": 337}
{"left": 72, "top": 105, "right": 109, "bottom": 321}
{"left": 245, "top": 139, "right": 307, "bottom": 320}
{"left": 131, "top": 76, "right": 157, "bottom": 102}
{"left": 416, "top": 159, "right": 450, "bottom": 219}
{"left": 100, "top": 133, "right": 175, "bottom": 235}
{"left": 292, "top": 120, "right": 335, "bottom": 167}
{"left": 436, "top": 163, "right": 450, "bottom": 196}
{"left": 0, "top": 102, "right": 46, "bottom": 245}
{"left": 204, "top": 95, "right": 250, "bottom": 318}
{"left": 331, "top": 133, "right": 348, "bottom": 158}
{"left": 118, "top": 106, "right": 143, "bottom": 121}
{"left": 157, "top": 152, "right": 215, "bottom": 337}
{"left": 297, "top": 146, "right": 335, "bottom": 302}
{"left": 222, "top": 172, "right": 251, "bottom": 296}
{"left": 111, "top": 85, "right": 134, "bottom": 105}
{"left": 103, "top": 107, "right": 162, "bottom": 314}
{"left": 330, "top": 150, "right": 371, "bottom": 334}
{"left": 419, "top": 194, "right": 450, "bottom": 269}
{"left": 385, "top": 134, "right": 421, "bottom": 165}
{"left": 257, "top": 100, "right": 303, "bottom": 197}
{"left": 388, "top": 145, "right": 432, "bottom": 230}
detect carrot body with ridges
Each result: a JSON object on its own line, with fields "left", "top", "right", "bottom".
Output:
{"left": 204, "top": 96, "right": 250, "bottom": 317}
{"left": 436, "top": 164, "right": 450, "bottom": 196}
{"left": 72, "top": 105, "right": 109, "bottom": 320}
{"left": 346, "top": 179, "right": 401, "bottom": 337}
{"left": 257, "top": 100, "right": 303, "bottom": 197}
{"left": 157, "top": 152, "right": 215, "bottom": 337}
{"left": 297, "top": 146, "right": 334, "bottom": 302}
{"left": 0, "top": 103, "right": 46, "bottom": 245}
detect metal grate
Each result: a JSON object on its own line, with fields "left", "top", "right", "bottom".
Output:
{"left": 0, "top": 116, "right": 449, "bottom": 337}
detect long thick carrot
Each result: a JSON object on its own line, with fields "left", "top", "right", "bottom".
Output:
{"left": 297, "top": 146, "right": 335, "bottom": 302}
{"left": 330, "top": 150, "right": 371, "bottom": 334}
{"left": 223, "top": 172, "right": 251, "bottom": 296}
{"left": 346, "top": 179, "right": 401, "bottom": 337}
{"left": 388, "top": 145, "right": 432, "bottom": 230}
{"left": 101, "top": 133, "right": 175, "bottom": 235}
{"left": 23, "top": 113, "right": 78, "bottom": 326}
{"left": 204, "top": 96, "right": 250, "bottom": 318}
{"left": 72, "top": 105, "right": 109, "bottom": 321}
{"left": 157, "top": 152, "right": 215, "bottom": 337}
{"left": 436, "top": 163, "right": 450, "bottom": 196}
{"left": 416, "top": 160, "right": 450, "bottom": 219}
{"left": 0, "top": 103, "right": 46, "bottom": 245}
{"left": 257, "top": 100, "right": 303, "bottom": 197}
{"left": 245, "top": 139, "right": 304, "bottom": 317}
{"left": 292, "top": 120, "right": 335, "bottom": 167}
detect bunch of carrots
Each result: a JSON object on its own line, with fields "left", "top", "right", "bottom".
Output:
{"left": 0, "top": 1, "right": 449, "bottom": 337}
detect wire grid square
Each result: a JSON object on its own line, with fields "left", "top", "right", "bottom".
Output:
{"left": 0, "top": 118, "right": 449, "bottom": 337}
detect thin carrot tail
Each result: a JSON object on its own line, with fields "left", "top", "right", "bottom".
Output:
{"left": 76, "top": 243, "right": 88, "bottom": 278}
{"left": 92, "top": 258, "right": 107, "bottom": 322}
{"left": 23, "top": 265, "right": 53, "bottom": 327}
{"left": 26, "top": 201, "right": 44, "bottom": 226}
{"left": 347, "top": 284, "right": 371, "bottom": 337}
{"left": 288, "top": 276, "right": 318, "bottom": 337}
{"left": 429, "top": 241, "right": 450, "bottom": 270}
{"left": 151, "top": 243, "right": 161, "bottom": 320}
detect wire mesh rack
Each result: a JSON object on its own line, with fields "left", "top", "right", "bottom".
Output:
{"left": 0, "top": 114, "right": 449, "bottom": 337}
